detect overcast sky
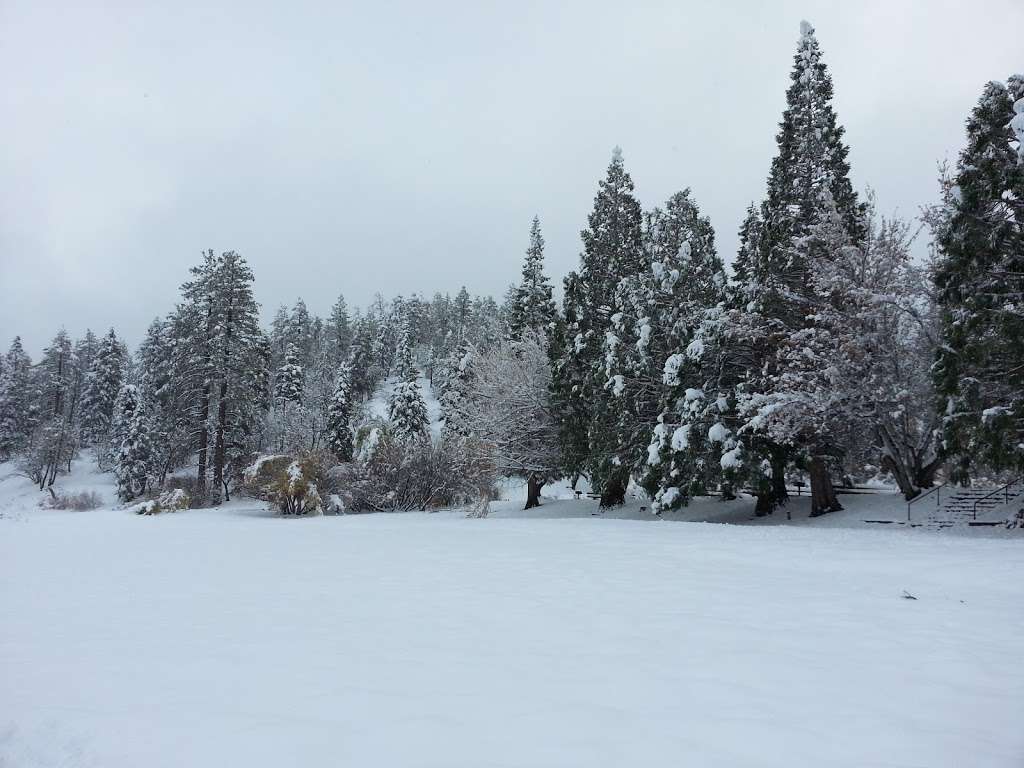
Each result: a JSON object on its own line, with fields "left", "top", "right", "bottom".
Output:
{"left": 2, "top": 0, "right": 1021, "bottom": 354}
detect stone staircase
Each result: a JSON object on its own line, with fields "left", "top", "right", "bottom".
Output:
{"left": 911, "top": 479, "right": 1022, "bottom": 528}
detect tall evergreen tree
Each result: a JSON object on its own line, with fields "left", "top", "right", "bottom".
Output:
{"left": 724, "top": 21, "right": 865, "bottom": 514}
{"left": 508, "top": 217, "right": 558, "bottom": 341}
{"left": 327, "top": 294, "right": 353, "bottom": 365}
{"left": 600, "top": 189, "right": 726, "bottom": 510}
{"left": 388, "top": 372, "right": 430, "bottom": 442}
{"left": 80, "top": 329, "right": 127, "bottom": 447}
{"left": 325, "top": 363, "right": 354, "bottom": 462}
{"left": 113, "top": 384, "right": 154, "bottom": 501}
{"left": 552, "top": 147, "right": 644, "bottom": 505}
{"left": 0, "top": 337, "right": 34, "bottom": 458}
{"left": 932, "top": 76, "right": 1024, "bottom": 479}
{"left": 178, "top": 250, "right": 268, "bottom": 503}
{"left": 274, "top": 343, "right": 305, "bottom": 406}
{"left": 393, "top": 314, "right": 416, "bottom": 380}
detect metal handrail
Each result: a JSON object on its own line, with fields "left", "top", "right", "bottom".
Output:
{"left": 971, "top": 477, "right": 1022, "bottom": 520}
{"left": 907, "top": 481, "right": 947, "bottom": 521}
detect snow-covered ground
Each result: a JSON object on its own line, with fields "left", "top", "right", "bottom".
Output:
{"left": 2, "top": 461, "right": 1023, "bottom": 766}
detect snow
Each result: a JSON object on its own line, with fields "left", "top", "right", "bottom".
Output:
{"left": 610, "top": 373, "right": 625, "bottom": 397}
{"left": 2, "top": 464, "right": 1024, "bottom": 766}
{"left": 720, "top": 444, "right": 743, "bottom": 469}
{"left": 708, "top": 422, "right": 728, "bottom": 443}
{"left": 982, "top": 406, "right": 1009, "bottom": 423}
{"left": 685, "top": 336, "right": 704, "bottom": 359}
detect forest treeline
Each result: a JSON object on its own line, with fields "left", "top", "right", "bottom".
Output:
{"left": 1, "top": 22, "right": 1021, "bottom": 518}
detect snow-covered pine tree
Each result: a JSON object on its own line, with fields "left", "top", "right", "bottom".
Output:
{"left": 79, "top": 329, "right": 127, "bottom": 448}
{"left": 724, "top": 20, "right": 866, "bottom": 514}
{"left": 732, "top": 204, "right": 764, "bottom": 291}
{"left": 289, "top": 298, "right": 315, "bottom": 369}
{"left": 177, "top": 250, "right": 269, "bottom": 503}
{"left": 439, "top": 338, "right": 475, "bottom": 438}
{"left": 388, "top": 372, "right": 430, "bottom": 442}
{"left": 210, "top": 252, "right": 269, "bottom": 501}
{"left": 0, "top": 337, "right": 34, "bottom": 459}
{"left": 452, "top": 287, "right": 471, "bottom": 338}
{"left": 25, "top": 329, "right": 78, "bottom": 488}
{"left": 467, "top": 295, "right": 503, "bottom": 350}
{"left": 932, "top": 76, "right": 1024, "bottom": 479}
{"left": 325, "top": 363, "right": 354, "bottom": 461}
{"left": 551, "top": 147, "right": 644, "bottom": 505}
{"left": 393, "top": 314, "right": 415, "bottom": 380}
{"left": 274, "top": 343, "right": 305, "bottom": 406}
{"left": 113, "top": 384, "right": 154, "bottom": 501}
{"left": 326, "top": 293, "right": 353, "bottom": 366}
{"left": 67, "top": 330, "right": 98, "bottom": 442}
{"left": 600, "top": 189, "right": 727, "bottom": 511}
{"left": 508, "top": 217, "right": 558, "bottom": 342}
{"left": 347, "top": 318, "right": 379, "bottom": 401}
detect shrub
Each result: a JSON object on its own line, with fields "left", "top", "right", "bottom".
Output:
{"left": 129, "top": 488, "right": 191, "bottom": 515}
{"left": 332, "top": 433, "right": 495, "bottom": 512}
{"left": 266, "top": 457, "right": 323, "bottom": 516}
{"left": 42, "top": 490, "right": 103, "bottom": 511}
{"left": 241, "top": 455, "right": 294, "bottom": 500}
{"left": 163, "top": 475, "right": 201, "bottom": 504}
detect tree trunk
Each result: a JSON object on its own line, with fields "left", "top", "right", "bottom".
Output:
{"left": 913, "top": 454, "right": 943, "bottom": 493}
{"left": 599, "top": 471, "right": 627, "bottom": 508}
{"left": 196, "top": 382, "right": 211, "bottom": 502}
{"left": 212, "top": 297, "right": 234, "bottom": 506}
{"left": 212, "top": 380, "right": 228, "bottom": 504}
{"left": 524, "top": 474, "right": 544, "bottom": 510}
{"left": 770, "top": 447, "right": 788, "bottom": 506}
{"left": 808, "top": 455, "right": 842, "bottom": 517}
{"left": 882, "top": 453, "right": 918, "bottom": 501}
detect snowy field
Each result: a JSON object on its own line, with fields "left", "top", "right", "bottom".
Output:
{"left": 2, "top": 464, "right": 1023, "bottom": 767}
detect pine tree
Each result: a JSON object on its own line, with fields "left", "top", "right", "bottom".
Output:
{"left": 327, "top": 294, "right": 353, "bottom": 365}
{"left": 453, "top": 287, "right": 471, "bottom": 336}
{"left": 393, "top": 315, "right": 415, "bottom": 380}
{"left": 551, "top": 147, "right": 644, "bottom": 505}
{"left": 0, "top": 337, "right": 34, "bottom": 459}
{"left": 440, "top": 338, "right": 475, "bottom": 438}
{"left": 113, "top": 384, "right": 154, "bottom": 501}
{"left": 80, "top": 329, "right": 127, "bottom": 447}
{"left": 274, "top": 343, "right": 305, "bottom": 406}
{"left": 508, "top": 217, "right": 558, "bottom": 341}
{"left": 325, "top": 363, "right": 354, "bottom": 461}
{"left": 932, "top": 76, "right": 1024, "bottom": 478}
{"left": 177, "top": 250, "right": 269, "bottom": 503}
{"left": 289, "top": 298, "right": 314, "bottom": 368}
{"left": 347, "top": 319, "right": 379, "bottom": 401}
{"left": 600, "top": 189, "right": 726, "bottom": 510}
{"left": 68, "top": 330, "right": 98, "bottom": 440}
{"left": 37, "top": 329, "right": 74, "bottom": 421}
{"left": 723, "top": 21, "right": 865, "bottom": 514}
{"left": 388, "top": 372, "right": 430, "bottom": 441}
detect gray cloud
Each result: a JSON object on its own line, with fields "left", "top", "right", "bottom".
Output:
{"left": 2, "top": 0, "right": 1022, "bottom": 353}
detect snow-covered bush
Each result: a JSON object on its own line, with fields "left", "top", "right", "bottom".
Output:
{"left": 128, "top": 488, "right": 191, "bottom": 515}
{"left": 331, "top": 433, "right": 494, "bottom": 512}
{"left": 267, "top": 459, "right": 323, "bottom": 516}
{"left": 241, "top": 455, "right": 293, "bottom": 500}
{"left": 241, "top": 453, "right": 329, "bottom": 516}
{"left": 42, "top": 490, "right": 103, "bottom": 511}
